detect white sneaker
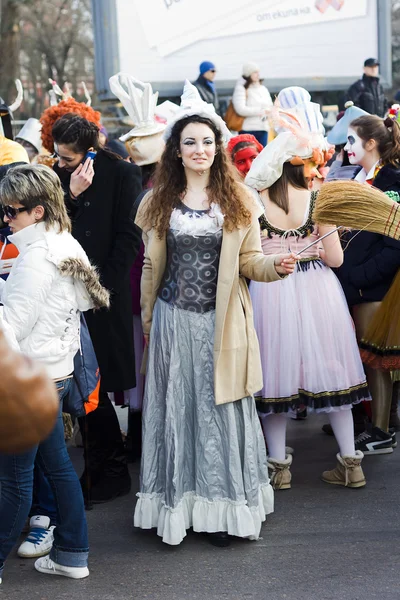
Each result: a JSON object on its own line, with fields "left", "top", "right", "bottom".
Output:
{"left": 17, "top": 516, "right": 55, "bottom": 558}
{"left": 34, "top": 556, "right": 89, "bottom": 579}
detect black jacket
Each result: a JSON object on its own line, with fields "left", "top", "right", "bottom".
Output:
{"left": 54, "top": 150, "right": 142, "bottom": 391}
{"left": 335, "top": 164, "right": 400, "bottom": 307}
{"left": 345, "top": 74, "right": 388, "bottom": 117}
{"left": 192, "top": 76, "right": 220, "bottom": 114}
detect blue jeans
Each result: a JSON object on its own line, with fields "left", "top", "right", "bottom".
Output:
{"left": 239, "top": 130, "right": 268, "bottom": 147}
{"left": 0, "top": 379, "right": 89, "bottom": 571}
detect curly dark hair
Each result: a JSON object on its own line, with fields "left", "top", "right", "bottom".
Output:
{"left": 142, "top": 115, "right": 252, "bottom": 236}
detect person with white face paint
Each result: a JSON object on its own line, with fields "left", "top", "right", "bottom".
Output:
{"left": 326, "top": 101, "right": 368, "bottom": 183}
{"left": 335, "top": 114, "right": 400, "bottom": 455}
{"left": 344, "top": 128, "right": 368, "bottom": 171}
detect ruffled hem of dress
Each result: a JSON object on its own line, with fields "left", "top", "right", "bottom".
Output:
{"left": 133, "top": 483, "right": 273, "bottom": 546}
{"left": 359, "top": 344, "right": 400, "bottom": 372}
{"left": 256, "top": 381, "right": 370, "bottom": 415}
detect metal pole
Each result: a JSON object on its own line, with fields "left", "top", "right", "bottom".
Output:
{"left": 91, "top": 0, "right": 120, "bottom": 101}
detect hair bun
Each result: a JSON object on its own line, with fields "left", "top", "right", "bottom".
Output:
{"left": 384, "top": 116, "right": 394, "bottom": 129}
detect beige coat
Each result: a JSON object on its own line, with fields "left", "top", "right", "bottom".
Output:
{"left": 135, "top": 191, "right": 283, "bottom": 405}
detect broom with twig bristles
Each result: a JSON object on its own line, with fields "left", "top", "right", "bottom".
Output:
{"left": 314, "top": 180, "right": 400, "bottom": 240}
{"left": 314, "top": 180, "right": 400, "bottom": 371}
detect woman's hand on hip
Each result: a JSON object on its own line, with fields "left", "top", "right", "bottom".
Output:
{"left": 274, "top": 253, "right": 298, "bottom": 276}
{"left": 70, "top": 157, "right": 95, "bottom": 198}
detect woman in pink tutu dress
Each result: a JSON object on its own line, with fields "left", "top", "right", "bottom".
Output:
{"left": 245, "top": 130, "right": 370, "bottom": 490}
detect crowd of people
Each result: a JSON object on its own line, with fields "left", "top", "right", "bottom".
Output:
{"left": 0, "top": 56, "right": 399, "bottom": 585}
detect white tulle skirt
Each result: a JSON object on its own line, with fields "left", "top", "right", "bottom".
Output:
{"left": 134, "top": 298, "right": 273, "bottom": 545}
{"left": 250, "top": 260, "right": 370, "bottom": 415}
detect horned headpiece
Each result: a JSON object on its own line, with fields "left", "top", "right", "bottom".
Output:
{"left": 48, "top": 79, "right": 92, "bottom": 107}
{"left": 0, "top": 80, "right": 23, "bottom": 139}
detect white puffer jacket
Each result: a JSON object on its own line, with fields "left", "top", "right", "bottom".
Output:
{"left": 232, "top": 79, "right": 273, "bottom": 132}
{"left": 0, "top": 222, "right": 109, "bottom": 379}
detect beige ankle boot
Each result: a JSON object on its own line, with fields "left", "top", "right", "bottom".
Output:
{"left": 322, "top": 451, "right": 366, "bottom": 488}
{"left": 267, "top": 455, "right": 292, "bottom": 490}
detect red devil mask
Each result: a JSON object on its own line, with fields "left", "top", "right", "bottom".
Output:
{"left": 233, "top": 146, "right": 260, "bottom": 177}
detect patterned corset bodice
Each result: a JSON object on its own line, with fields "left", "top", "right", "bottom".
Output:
{"left": 158, "top": 203, "right": 223, "bottom": 313}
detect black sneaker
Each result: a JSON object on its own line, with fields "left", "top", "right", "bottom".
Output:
{"left": 322, "top": 421, "right": 366, "bottom": 437}
{"left": 355, "top": 427, "right": 394, "bottom": 455}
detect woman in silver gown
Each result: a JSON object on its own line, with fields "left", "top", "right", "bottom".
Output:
{"left": 133, "top": 84, "right": 297, "bottom": 547}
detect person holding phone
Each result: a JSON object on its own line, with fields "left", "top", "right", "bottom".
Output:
{"left": 51, "top": 113, "right": 142, "bottom": 503}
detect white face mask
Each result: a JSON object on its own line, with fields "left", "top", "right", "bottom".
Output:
{"left": 344, "top": 127, "right": 365, "bottom": 165}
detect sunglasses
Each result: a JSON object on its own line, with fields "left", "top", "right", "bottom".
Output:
{"left": 210, "top": 69, "right": 216, "bottom": 73}
{"left": 3, "top": 205, "right": 29, "bottom": 220}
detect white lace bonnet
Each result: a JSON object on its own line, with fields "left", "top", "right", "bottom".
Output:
{"left": 245, "top": 106, "right": 329, "bottom": 190}
{"left": 163, "top": 80, "right": 231, "bottom": 143}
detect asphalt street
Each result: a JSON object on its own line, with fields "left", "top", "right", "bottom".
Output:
{"left": 2, "top": 412, "right": 400, "bottom": 600}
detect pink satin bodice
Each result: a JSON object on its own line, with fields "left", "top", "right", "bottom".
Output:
{"left": 259, "top": 191, "right": 319, "bottom": 258}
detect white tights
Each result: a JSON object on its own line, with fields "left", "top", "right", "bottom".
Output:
{"left": 260, "top": 408, "right": 356, "bottom": 461}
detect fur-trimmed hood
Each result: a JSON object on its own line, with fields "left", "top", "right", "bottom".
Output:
{"left": 9, "top": 222, "right": 110, "bottom": 313}
{"left": 2, "top": 222, "right": 111, "bottom": 380}
{"left": 58, "top": 258, "right": 110, "bottom": 311}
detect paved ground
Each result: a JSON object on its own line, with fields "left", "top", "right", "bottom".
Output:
{"left": 1, "top": 412, "right": 400, "bottom": 600}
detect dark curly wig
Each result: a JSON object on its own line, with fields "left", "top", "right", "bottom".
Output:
{"left": 142, "top": 115, "right": 252, "bottom": 236}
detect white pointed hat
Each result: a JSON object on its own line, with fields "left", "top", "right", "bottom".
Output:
{"left": 109, "top": 72, "right": 166, "bottom": 140}
{"left": 327, "top": 101, "right": 369, "bottom": 145}
{"left": 15, "top": 118, "right": 42, "bottom": 153}
{"left": 163, "top": 80, "right": 231, "bottom": 143}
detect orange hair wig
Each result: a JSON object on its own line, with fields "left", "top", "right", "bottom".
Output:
{"left": 40, "top": 99, "right": 101, "bottom": 153}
